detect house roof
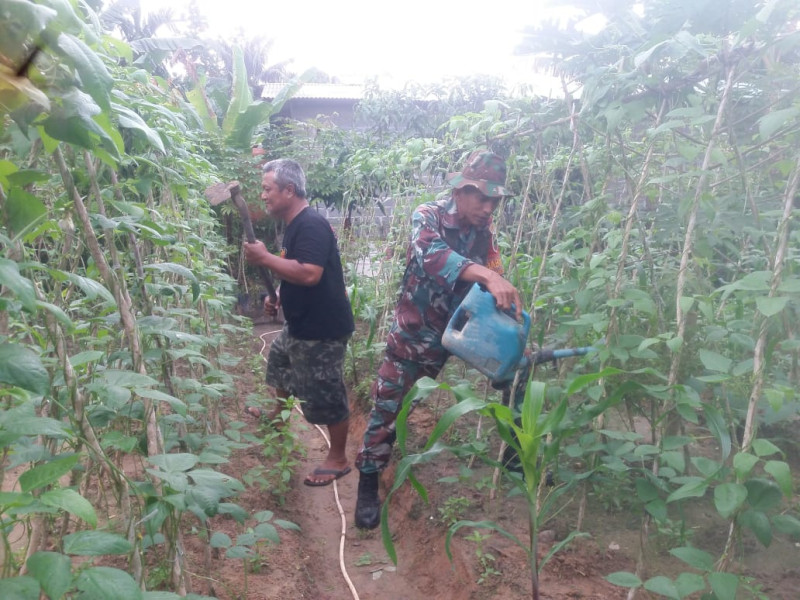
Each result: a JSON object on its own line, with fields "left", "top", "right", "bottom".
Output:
{"left": 261, "top": 82, "right": 364, "bottom": 101}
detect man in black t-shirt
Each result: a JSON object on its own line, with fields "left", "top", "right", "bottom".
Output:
{"left": 244, "top": 159, "right": 355, "bottom": 486}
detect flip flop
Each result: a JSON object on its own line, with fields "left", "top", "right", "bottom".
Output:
{"left": 303, "top": 466, "right": 352, "bottom": 487}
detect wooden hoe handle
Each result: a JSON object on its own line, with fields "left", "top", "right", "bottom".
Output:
{"left": 230, "top": 184, "right": 278, "bottom": 304}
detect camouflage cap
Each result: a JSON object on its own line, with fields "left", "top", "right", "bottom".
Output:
{"left": 446, "top": 150, "right": 510, "bottom": 197}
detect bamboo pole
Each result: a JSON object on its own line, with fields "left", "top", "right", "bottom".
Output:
{"left": 665, "top": 63, "right": 737, "bottom": 421}
{"left": 719, "top": 154, "right": 800, "bottom": 570}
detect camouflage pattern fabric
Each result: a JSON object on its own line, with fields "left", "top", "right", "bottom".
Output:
{"left": 384, "top": 195, "right": 503, "bottom": 365}
{"left": 357, "top": 193, "right": 506, "bottom": 474}
{"left": 355, "top": 351, "right": 440, "bottom": 473}
{"left": 355, "top": 351, "right": 531, "bottom": 474}
{"left": 266, "top": 324, "right": 350, "bottom": 425}
{"left": 446, "top": 150, "right": 510, "bottom": 197}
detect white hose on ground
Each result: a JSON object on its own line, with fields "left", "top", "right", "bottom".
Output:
{"left": 258, "top": 331, "right": 360, "bottom": 600}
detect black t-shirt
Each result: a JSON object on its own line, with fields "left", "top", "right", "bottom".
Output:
{"left": 278, "top": 207, "right": 355, "bottom": 340}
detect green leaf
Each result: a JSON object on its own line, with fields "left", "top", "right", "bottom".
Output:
{"left": 714, "top": 483, "right": 748, "bottom": 519}
{"left": 698, "top": 349, "right": 732, "bottom": 373}
{"left": 733, "top": 452, "right": 759, "bottom": 479}
{"left": 0, "top": 343, "right": 50, "bottom": 395}
{"left": 134, "top": 387, "right": 187, "bottom": 416}
{"left": 144, "top": 262, "right": 200, "bottom": 301}
{"left": 738, "top": 509, "right": 772, "bottom": 547}
{"left": 667, "top": 478, "right": 707, "bottom": 503}
{"left": 19, "top": 454, "right": 81, "bottom": 493}
{"left": 756, "top": 296, "right": 789, "bottom": 317}
{"left": 215, "top": 502, "right": 247, "bottom": 524}
{"left": 186, "top": 486, "right": 223, "bottom": 518}
{"left": 62, "top": 531, "right": 132, "bottom": 555}
{"left": 752, "top": 438, "right": 782, "bottom": 458}
{"left": 605, "top": 571, "right": 642, "bottom": 588}
{"left": 708, "top": 572, "right": 739, "bottom": 599}
{"left": 35, "top": 300, "right": 72, "bottom": 329}
{"left": 226, "top": 545, "right": 254, "bottom": 559}
{"left": 771, "top": 514, "right": 800, "bottom": 538}
{"left": 745, "top": 479, "right": 782, "bottom": 512}
{"left": 643, "top": 575, "right": 680, "bottom": 599}
{"left": 666, "top": 335, "right": 683, "bottom": 352}
{"left": 49, "top": 32, "right": 112, "bottom": 111}
{"left": 26, "top": 551, "right": 72, "bottom": 600}
{"left": 702, "top": 403, "right": 731, "bottom": 460}
{"left": 0, "top": 491, "right": 35, "bottom": 509}
{"left": 112, "top": 103, "right": 165, "bottom": 153}
{"left": 254, "top": 522, "right": 279, "bottom": 543}
{"left": 645, "top": 499, "right": 667, "bottom": 521}
{"left": 60, "top": 271, "right": 116, "bottom": 303}
{"left": 0, "top": 259, "right": 37, "bottom": 311}
{"left": 40, "top": 488, "right": 97, "bottom": 526}
{"left": 678, "top": 296, "right": 695, "bottom": 313}
{"left": 100, "top": 369, "right": 159, "bottom": 388}
{"left": 423, "top": 396, "right": 485, "bottom": 452}
{"left": 758, "top": 106, "right": 800, "bottom": 140}
{"left": 6, "top": 188, "right": 46, "bottom": 236}
{"left": 274, "top": 518, "right": 300, "bottom": 531}
{"left": 226, "top": 74, "right": 311, "bottom": 149}
{"left": 209, "top": 532, "right": 231, "bottom": 548}
{"left": 185, "top": 73, "right": 218, "bottom": 134}
{"left": 0, "top": 415, "right": 69, "bottom": 440}
{"left": 69, "top": 350, "right": 105, "bottom": 367}
{"left": 2, "top": 0, "right": 57, "bottom": 34}
{"left": 221, "top": 45, "right": 253, "bottom": 137}
{"left": 0, "top": 576, "right": 40, "bottom": 600}
{"left": 76, "top": 566, "right": 142, "bottom": 600}
{"left": 764, "top": 460, "right": 792, "bottom": 497}
{"left": 674, "top": 572, "right": 706, "bottom": 598}
{"left": 669, "top": 546, "right": 714, "bottom": 572}
{"left": 148, "top": 453, "right": 198, "bottom": 473}
{"left": 565, "top": 367, "right": 622, "bottom": 396}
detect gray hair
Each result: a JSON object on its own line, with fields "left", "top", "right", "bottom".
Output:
{"left": 262, "top": 159, "right": 307, "bottom": 198}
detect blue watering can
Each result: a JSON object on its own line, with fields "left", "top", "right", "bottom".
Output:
{"left": 442, "top": 283, "right": 531, "bottom": 382}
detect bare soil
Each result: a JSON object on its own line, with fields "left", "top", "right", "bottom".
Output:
{"left": 178, "top": 324, "right": 800, "bottom": 600}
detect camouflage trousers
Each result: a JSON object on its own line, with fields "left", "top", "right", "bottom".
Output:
{"left": 355, "top": 350, "right": 530, "bottom": 474}
{"left": 266, "top": 324, "right": 350, "bottom": 426}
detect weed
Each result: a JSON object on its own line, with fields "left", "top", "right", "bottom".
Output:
{"left": 589, "top": 470, "right": 637, "bottom": 514}
{"left": 739, "top": 576, "right": 771, "bottom": 600}
{"left": 354, "top": 552, "right": 374, "bottom": 566}
{"left": 653, "top": 516, "right": 694, "bottom": 549}
{"left": 438, "top": 496, "right": 472, "bottom": 528}
{"left": 243, "top": 397, "right": 304, "bottom": 504}
{"left": 465, "top": 530, "right": 501, "bottom": 584}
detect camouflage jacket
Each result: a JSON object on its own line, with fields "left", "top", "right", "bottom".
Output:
{"left": 386, "top": 195, "right": 504, "bottom": 364}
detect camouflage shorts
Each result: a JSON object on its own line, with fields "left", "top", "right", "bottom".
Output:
{"left": 266, "top": 325, "right": 350, "bottom": 425}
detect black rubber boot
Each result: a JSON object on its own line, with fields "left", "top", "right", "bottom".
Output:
{"left": 355, "top": 471, "right": 380, "bottom": 530}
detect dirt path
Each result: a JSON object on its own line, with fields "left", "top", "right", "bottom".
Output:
{"left": 245, "top": 322, "right": 465, "bottom": 600}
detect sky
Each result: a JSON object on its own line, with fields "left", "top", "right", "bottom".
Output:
{"left": 140, "top": 0, "right": 588, "bottom": 94}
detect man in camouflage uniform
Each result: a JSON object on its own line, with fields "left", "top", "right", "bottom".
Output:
{"left": 354, "top": 150, "right": 524, "bottom": 529}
